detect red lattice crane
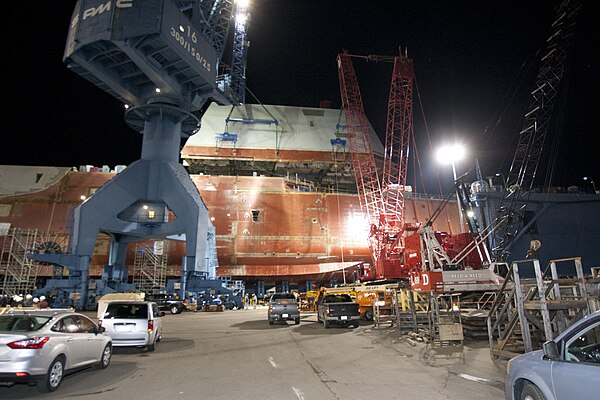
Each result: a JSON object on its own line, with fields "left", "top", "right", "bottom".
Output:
{"left": 337, "top": 51, "right": 415, "bottom": 280}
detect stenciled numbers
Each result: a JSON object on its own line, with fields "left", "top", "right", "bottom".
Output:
{"left": 169, "top": 26, "right": 211, "bottom": 73}
{"left": 185, "top": 25, "right": 197, "bottom": 43}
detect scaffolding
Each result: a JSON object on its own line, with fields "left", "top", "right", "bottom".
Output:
{"left": 133, "top": 241, "right": 168, "bottom": 293}
{"left": 0, "top": 228, "right": 41, "bottom": 296}
{"left": 486, "top": 257, "right": 592, "bottom": 360}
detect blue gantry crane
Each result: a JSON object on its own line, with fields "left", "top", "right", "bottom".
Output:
{"left": 29, "top": 0, "right": 250, "bottom": 309}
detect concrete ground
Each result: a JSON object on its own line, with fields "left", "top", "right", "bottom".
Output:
{"left": 1, "top": 307, "right": 507, "bottom": 399}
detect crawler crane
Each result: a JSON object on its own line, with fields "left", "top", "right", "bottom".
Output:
{"left": 337, "top": 50, "right": 416, "bottom": 280}
{"left": 410, "top": 0, "right": 581, "bottom": 294}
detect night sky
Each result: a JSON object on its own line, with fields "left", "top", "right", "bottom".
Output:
{"left": 5, "top": 1, "right": 599, "bottom": 194}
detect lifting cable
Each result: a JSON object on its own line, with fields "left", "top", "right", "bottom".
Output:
{"left": 475, "top": 50, "right": 540, "bottom": 174}
{"left": 414, "top": 77, "right": 452, "bottom": 232}
{"left": 333, "top": 144, "right": 346, "bottom": 264}
{"left": 246, "top": 87, "right": 281, "bottom": 156}
{"left": 543, "top": 70, "right": 571, "bottom": 190}
{"left": 332, "top": 106, "right": 349, "bottom": 263}
{"left": 225, "top": 105, "right": 235, "bottom": 132}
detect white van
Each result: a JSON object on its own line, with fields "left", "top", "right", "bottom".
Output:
{"left": 96, "top": 293, "right": 145, "bottom": 320}
{"left": 98, "top": 301, "right": 164, "bottom": 351}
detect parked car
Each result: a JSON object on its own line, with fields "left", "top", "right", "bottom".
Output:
{"left": 144, "top": 293, "right": 186, "bottom": 314}
{"left": 268, "top": 293, "right": 300, "bottom": 325}
{"left": 505, "top": 310, "right": 600, "bottom": 400}
{"left": 316, "top": 292, "right": 360, "bottom": 329}
{"left": 98, "top": 301, "right": 164, "bottom": 351}
{"left": 0, "top": 309, "right": 112, "bottom": 393}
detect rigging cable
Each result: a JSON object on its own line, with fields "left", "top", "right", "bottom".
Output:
{"left": 543, "top": 69, "right": 571, "bottom": 190}
{"left": 246, "top": 87, "right": 281, "bottom": 156}
{"left": 474, "top": 50, "right": 540, "bottom": 173}
{"left": 333, "top": 143, "right": 346, "bottom": 265}
{"left": 414, "top": 77, "right": 451, "bottom": 232}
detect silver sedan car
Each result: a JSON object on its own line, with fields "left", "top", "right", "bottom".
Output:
{"left": 0, "top": 309, "right": 112, "bottom": 392}
{"left": 505, "top": 310, "right": 600, "bottom": 400}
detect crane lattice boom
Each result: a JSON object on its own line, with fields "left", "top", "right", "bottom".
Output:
{"left": 337, "top": 52, "right": 414, "bottom": 279}
{"left": 382, "top": 56, "right": 414, "bottom": 239}
{"left": 492, "top": 0, "right": 580, "bottom": 261}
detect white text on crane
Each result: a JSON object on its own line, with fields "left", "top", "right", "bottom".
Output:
{"left": 81, "top": 0, "right": 133, "bottom": 21}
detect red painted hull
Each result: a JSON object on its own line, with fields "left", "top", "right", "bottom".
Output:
{"left": 0, "top": 170, "right": 462, "bottom": 283}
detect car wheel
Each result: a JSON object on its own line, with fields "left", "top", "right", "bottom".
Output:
{"left": 520, "top": 382, "right": 545, "bottom": 400}
{"left": 295, "top": 317, "right": 300, "bottom": 325}
{"left": 170, "top": 305, "right": 179, "bottom": 314}
{"left": 38, "top": 356, "right": 65, "bottom": 393}
{"left": 97, "top": 344, "right": 112, "bottom": 369}
{"left": 148, "top": 335, "right": 157, "bottom": 352}
{"left": 365, "top": 310, "right": 374, "bottom": 321}
{"left": 323, "top": 319, "right": 329, "bottom": 329}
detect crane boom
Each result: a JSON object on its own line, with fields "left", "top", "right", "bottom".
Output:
{"left": 382, "top": 56, "right": 414, "bottom": 237}
{"left": 337, "top": 52, "right": 414, "bottom": 279}
{"left": 191, "top": 0, "right": 235, "bottom": 62}
{"left": 337, "top": 53, "right": 384, "bottom": 260}
{"left": 409, "top": 2, "right": 581, "bottom": 293}
{"left": 492, "top": 0, "right": 581, "bottom": 261}
{"left": 177, "top": 0, "right": 249, "bottom": 106}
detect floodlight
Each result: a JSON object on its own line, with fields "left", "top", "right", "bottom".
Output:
{"left": 436, "top": 144, "right": 465, "bottom": 165}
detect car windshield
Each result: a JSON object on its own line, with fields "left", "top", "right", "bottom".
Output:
{"left": 271, "top": 294, "right": 295, "bottom": 301}
{"left": 0, "top": 315, "right": 52, "bottom": 332}
{"left": 104, "top": 303, "right": 148, "bottom": 319}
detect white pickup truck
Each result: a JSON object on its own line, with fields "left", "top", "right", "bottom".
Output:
{"left": 267, "top": 293, "right": 300, "bottom": 325}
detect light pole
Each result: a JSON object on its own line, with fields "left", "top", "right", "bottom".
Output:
{"left": 437, "top": 144, "right": 466, "bottom": 233}
{"left": 583, "top": 176, "right": 597, "bottom": 193}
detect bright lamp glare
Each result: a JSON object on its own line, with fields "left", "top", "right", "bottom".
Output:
{"left": 236, "top": 0, "right": 250, "bottom": 7}
{"left": 236, "top": 13, "right": 247, "bottom": 24}
{"left": 345, "top": 213, "right": 369, "bottom": 244}
{"left": 436, "top": 144, "right": 465, "bottom": 164}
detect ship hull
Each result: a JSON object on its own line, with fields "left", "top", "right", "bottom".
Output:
{"left": 0, "top": 167, "right": 460, "bottom": 285}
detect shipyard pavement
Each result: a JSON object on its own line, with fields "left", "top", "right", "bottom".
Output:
{"left": 1, "top": 307, "right": 506, "bottom": 399}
